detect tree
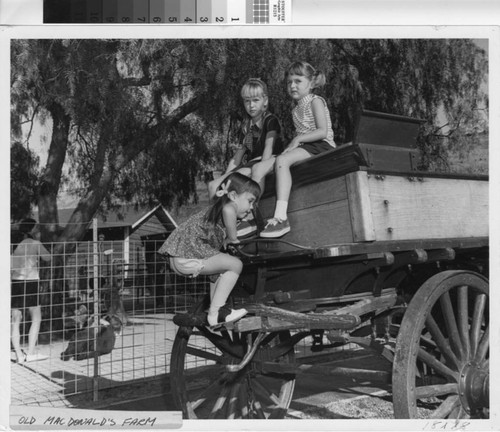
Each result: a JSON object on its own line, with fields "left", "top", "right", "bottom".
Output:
{"left": 11, "top": 38, "right": 488, "bottom": 249}
{"left": 11, "top": 39, "right": 220, "bottom": 248}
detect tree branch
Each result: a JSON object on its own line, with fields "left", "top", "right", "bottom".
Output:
{"left": 115, "top": 91, "right": 206, "bottom": 171}
{"left": 122, "top": 76, "right": 152, "bottom": 87}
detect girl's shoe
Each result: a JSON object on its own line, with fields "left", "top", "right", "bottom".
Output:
{"left": 15, "top": 351, "right": 27, "bottom": 365}
{"left": 236, "top": 219, "right": 258, "bottom": 237}
{"left": 260, "top": 218, "right": 291, "bottom": 238}
{"left": 207, "top": 308, "right": 248, "bottom": 327}
{"left": 25, "top": 353, "right": 48, "bottom": 362}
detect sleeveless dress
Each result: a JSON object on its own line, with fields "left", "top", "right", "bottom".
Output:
{"left": 158, "top": 209, "right": 225, "bottom": 259}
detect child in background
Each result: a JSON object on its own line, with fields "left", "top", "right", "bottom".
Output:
{"left": 11, "top": 218, "right": 51, "bottom": 364}
{"left": 260, "top": 61, "right": 336, "bottom": 238}
{"left": 208, "top": 78, "right": 283, "bottom": 236}
{"left": 159, "top": 172, "right": 261, "bottom": 326}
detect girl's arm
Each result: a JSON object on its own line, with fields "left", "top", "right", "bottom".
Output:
{"left": 261, "top": 131, "right": 278, "bottom": 161}
{"left": 225, "top": 147, "right": 247, "bottom": 174}
{"left": 222, "top": 203, "right": 240, "bottom": 246}
{"left": 285, "top": 98, "right": 329, "bottom": 152}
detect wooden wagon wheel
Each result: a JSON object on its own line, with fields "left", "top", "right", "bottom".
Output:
{"left": 170, "top": 297, "right": 296, "bottom": 419}
{"left": 393, "top": 270, "right": 489, "bottom": 419}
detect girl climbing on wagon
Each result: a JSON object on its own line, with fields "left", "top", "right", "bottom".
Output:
{"left": 159, "top": 172, "right": 261, "bottom": 327}
{"left": 260, "top": 61, "right": 336, "bottom": 238}
{"left": 208, "top": 78, "right": 283, "bottom": 237}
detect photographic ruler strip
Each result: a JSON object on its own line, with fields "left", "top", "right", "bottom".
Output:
{"left": 43, "top": 0, "right": 291, "bottom": 24}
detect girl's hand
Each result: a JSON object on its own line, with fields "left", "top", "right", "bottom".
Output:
{"left": 223, "top": 237, "right": 240, "bottom": 250}
{"left": 283, "top": 137, "right": 301, "bottom": 153}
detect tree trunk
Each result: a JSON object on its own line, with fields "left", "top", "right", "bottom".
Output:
{"left": 38, "top": 103, "right": 70, "bottom": 243}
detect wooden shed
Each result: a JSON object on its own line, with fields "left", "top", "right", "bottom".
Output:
{"left": 48, "top": 205, "right": 177, "bottom": 293}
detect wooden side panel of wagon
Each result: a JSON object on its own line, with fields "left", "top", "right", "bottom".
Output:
{"left": 258, "top": 147, "right": 488, "bottom": 251}
{"left": 351, "top": 171, "right": 488, "bottom": 242}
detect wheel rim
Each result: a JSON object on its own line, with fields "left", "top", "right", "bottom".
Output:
{"left": 393, "top": 270, "right": 489, "bottom": 419}
{"left": 170, "top": 298, "right": 296, "bottom": 419}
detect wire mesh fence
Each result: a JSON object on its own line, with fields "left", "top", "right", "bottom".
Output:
{"left": 10, "top": 232, "right": 210, "bottom": 407}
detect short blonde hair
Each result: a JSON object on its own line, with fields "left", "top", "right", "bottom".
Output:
{"left": 241, "top": 78, "right": 269, "bottom": 100}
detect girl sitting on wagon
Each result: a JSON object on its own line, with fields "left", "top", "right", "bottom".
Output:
{"left": 260, "top": 61, "right": 336, "bottom": 238}
{"left": 208, "top": 78, "right": 283, "bottom": 237}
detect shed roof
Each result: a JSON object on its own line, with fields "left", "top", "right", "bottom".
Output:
{"left": 36, "top": 205, "right": 178, "bottom": 233}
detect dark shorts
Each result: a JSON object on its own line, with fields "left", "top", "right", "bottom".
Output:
{"left": 300, "top": 140, "right": 334, "bottom": 155}
{"left": 11, "top": 280, "right": 40, "bottom": 309}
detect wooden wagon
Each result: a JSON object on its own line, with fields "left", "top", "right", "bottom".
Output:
{"left": 169, "top": 111, "right": 489, "bottom": 420}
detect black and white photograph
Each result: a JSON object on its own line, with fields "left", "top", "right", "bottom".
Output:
{"left": 1, "top": 23, "right": 498, "bottom": 432}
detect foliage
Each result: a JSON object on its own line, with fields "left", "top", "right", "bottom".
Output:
{"left": 10, "top": 38, "right": 488, "bottom": 244}
{"left": 10, "top": 142, "right": 40, "bottom": 221}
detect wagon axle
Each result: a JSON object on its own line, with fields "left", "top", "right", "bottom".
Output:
{"left": 459, "top": 361, "right": 489, "bottom": 414}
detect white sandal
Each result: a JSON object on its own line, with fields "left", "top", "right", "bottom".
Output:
{"left": 15, "top": 350, "right": 27, "bottom": 365}
{"left": 25, "top": 353, "right": 48, "bottom": 362}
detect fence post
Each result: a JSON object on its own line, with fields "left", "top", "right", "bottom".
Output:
{"left": 92, "top": 218, "right": 100, "bottom": 402}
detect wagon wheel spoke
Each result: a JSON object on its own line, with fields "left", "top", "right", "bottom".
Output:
{"left": 439, "top": 291, "right": 465, "bottom": 360}
{"left": 185, "top": 345, "right": 223, "bottom": 363}
{"left": 225, "top": 381, "right": 242, "bottom": 419}
{"left": 457, "top": 285, "right": 471, "bottom": 358}
{"left": 238, "top": 379, "right": 250, "bottom": 418}
{"left": 251, "top": 399, "right": 267, "bottom": 419}
{"left": 208, "top": 383, "right": 231, "bottom": 419}
{"left": 415, "top": 383, "right": 458, "bottom": 399}
{"left": 188, "top": 374, "right": 228, "bottom": 411}
{"left": 250, "top": 376, "right": 281, "bottom": 406}
{"left": 474, "top": 325, "right": 489, "bottom": 364}
{"left": 220, "top": 328, "right": 234, "bottom": 343}
{"left": 456, "top": 406, "right": 470, "bottom": 419}
{"left": 469, "top": 293, "right": 486, "bottom": 356}
{"left": 429, "top": 395, "right": 461, "bottom": 419}
{"left": 449, "top": 404, "right": 468, "bottom": 419}
{"left": 417, "top": 347, "right": 459, "bottom": 382}
{"left": 197, "top": 327, "right": 244, "bottom": 359}
{"left": 230, "top": 329, "right": 242, "bottom": 344}
{"left": 425, "top": 314, "right": 459, "bottom": 369}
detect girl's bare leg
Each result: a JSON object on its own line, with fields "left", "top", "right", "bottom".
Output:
{"left": 200, "top": 253, "right": 244, "bottom": 325}
{"left": 11, "top": 309, "right": 24, "bottom": 362}
{"left": 27, "top": 305, "right": 42, "bottom": 355}
{"left": 251, "top": 157, "right": 276, "bottom": 195}
{"left": 274, "top": 148, "right": 310, "bottom": 219}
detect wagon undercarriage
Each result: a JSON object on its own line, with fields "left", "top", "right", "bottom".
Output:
{"left": 170, "top": 238, "right": 489, "bottom": 420}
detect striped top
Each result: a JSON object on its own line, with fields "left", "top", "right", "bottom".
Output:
{"left": 292, "top": 94, "right": 335, "bottom": 147}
